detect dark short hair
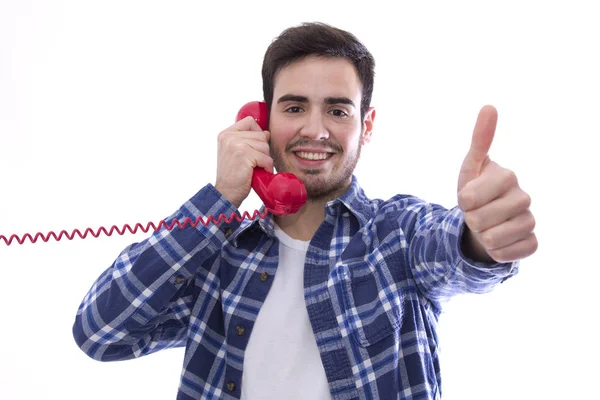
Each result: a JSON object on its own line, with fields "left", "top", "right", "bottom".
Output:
{"left": 262, "top": 22, "right": 375, "bottom": 120}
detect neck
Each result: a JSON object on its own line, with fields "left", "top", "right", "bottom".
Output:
{"left": 274, "top": 200, "right": 327, "bottom": 241}
{"left": 274, "top": 180, "right": 351, "bottom": 241}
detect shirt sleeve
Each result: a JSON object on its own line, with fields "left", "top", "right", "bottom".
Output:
{"left": 72, "top": 184, "right": 241, "bottom": 362}
{"left": 401, "top": 199, "right": 519, "bottom": 304}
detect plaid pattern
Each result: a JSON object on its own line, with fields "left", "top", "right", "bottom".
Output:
{"left": 73, "top": 175, "right": 518, "bottom": 399}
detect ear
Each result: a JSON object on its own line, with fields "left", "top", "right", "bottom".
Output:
{"left": 361, "top": 107, "right": 376, "bottom": 145}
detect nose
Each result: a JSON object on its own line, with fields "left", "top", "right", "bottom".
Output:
{"left": 299, "top": 110, "right": 329, "bottom": 140}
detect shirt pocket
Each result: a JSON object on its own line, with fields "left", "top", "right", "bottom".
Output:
{"left": 333, "top": 246, "right": 406, "bottom": 348}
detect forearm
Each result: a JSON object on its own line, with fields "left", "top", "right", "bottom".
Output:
{"left": 72, "top": 183, "right": 239, "bottom": 361}
{"left": 407, "top": 203, "right": 517, "bottom": 302}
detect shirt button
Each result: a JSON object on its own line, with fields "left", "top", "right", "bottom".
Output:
{"left": 174, "top": 275, "right": 185, "bottom": 284}
{"left": 226, "top": 381, "right": 236, "bottom": 392}
{"left": 224, "top": 227, "right": 233, "bottom": 237}
{"left": 260, "top": 271, "right": 269, "bottom": 281}
{"left": 235, "top": 325, "right": 245, "bottom": 336}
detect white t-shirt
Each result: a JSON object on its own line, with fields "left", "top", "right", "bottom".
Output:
{"left": 240, "top": 224, "right": 332, "bottom": 400}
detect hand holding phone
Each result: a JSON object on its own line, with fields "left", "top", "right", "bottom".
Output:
{"left": 214, "top": 113, "right": 274, "bottom": 209}
{"left": 234, "top": 102, "right": 307, "bottom": 215}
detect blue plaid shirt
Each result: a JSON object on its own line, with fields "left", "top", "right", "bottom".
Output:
{"left": 73, "top": 175, "right": 518, "bottom": 399}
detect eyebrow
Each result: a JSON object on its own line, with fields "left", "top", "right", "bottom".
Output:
{"left": 276, "top": 94, "right": 355, "bottom": 108}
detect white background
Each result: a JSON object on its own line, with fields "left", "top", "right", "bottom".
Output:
{"left": 1, "top": 1, "right": 598, "bottom": 399}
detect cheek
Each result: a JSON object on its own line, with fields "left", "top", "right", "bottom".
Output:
{"left": 269, "top": 126, "right": 297, "bottom": 150}
{"left": 335, "top": 130, "right": 361, "bottom": 152}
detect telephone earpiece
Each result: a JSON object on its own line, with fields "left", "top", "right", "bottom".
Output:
{"left": 236, "top": 101, "right": 307, "bottom": 215}
{"left": 236, "top": 101, "right": 269, "bottom": 130}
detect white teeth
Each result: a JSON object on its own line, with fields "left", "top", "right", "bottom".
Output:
{"left": 297, "top": 152, "right": 330, "bottom": 160}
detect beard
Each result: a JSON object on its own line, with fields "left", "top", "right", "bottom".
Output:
{"left": 270, "top": 138, "right": 362, "bottom": 202}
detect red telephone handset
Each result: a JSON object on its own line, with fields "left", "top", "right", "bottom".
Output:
{"left": 236, "top": 101, "right": 307, "bottom": 215}
{"left": 0, "top": 102, "right": 307, "bottom": 246}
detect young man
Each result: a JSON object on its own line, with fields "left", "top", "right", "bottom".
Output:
{"left": 73, "top": 22, "right": 537, "bottom": 400}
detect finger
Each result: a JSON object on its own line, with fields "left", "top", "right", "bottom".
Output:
{"left": 219, "top": 130, "right": 271, "bottom": 147}
{"left": 464, "top": 187, "right": 532, "bottom": 232}
{"left": 244, "top": 139, "right": 271, "bottom": 157}
{"left": 223, "top": 115, "right": 265, "bottom": 133}
{"left": 249, "top": 149, "right": 274, "bottom": 173}
{"left": 487, "top": 232, "right": 538, "bottom": 263}
{"left": 457, "top": 105, "right": 498, "bottom": 191}
{"left": 479, "top": 210, "right": 536, "bottom": 250}
{"left": 233, "top": 142, "right": 273, "bottom": 171}
{"left": 458, "top": 163, "right": 518, "bottom": 211}
{"left": 468, "top": 105, "right": 497, "bottom": 166}
{"left": 225, "top": 137, "right": 272, "bottom": 162}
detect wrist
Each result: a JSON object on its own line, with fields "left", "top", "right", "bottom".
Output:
{"left": 214, "top": 185, "right": 242, "bottom": 209}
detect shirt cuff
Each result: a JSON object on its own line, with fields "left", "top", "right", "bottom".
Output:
{"left": 451, "top": 206, "right": 519, "bottom": 284}
{"left": 174, "top": 183, "right": 245, "bottom": 250}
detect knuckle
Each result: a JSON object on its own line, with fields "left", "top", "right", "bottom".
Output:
{"left": 218, "top": 128, "right": 232, "bottom": 138}
{"left": 458, "top": 190, "right": 475, "bottom": 210}
{"left": 218, "top": 131, "right": 235, "bottom": 148}
{"left": 465, "top": 212, "right": 482, "bottom": 232}
{"left": 518, "top": 191, "right": 532, "bottom": 209}
{"left": 481, "top": 231, "right": 497, "bottom": 249}
{"left": 231, "top": 144, "right": 246, "bottom": 158}
{"left": 526, "top": 212, "right": 536, "bottom": 231}
{"left": 487, "top": 248, "right": 503, "bottom": 262}
{"left": 529, "top": 234, "right": 539, "bottom": 254}
{"left": 504, "top": 168, "right": 518, "bottom": 186}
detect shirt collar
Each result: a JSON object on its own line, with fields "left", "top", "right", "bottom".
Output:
{"left": 229, "top": 174, "right": 374, "bottom": 247}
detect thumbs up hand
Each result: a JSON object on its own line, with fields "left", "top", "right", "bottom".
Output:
{"left": 457, "top": 106, "right": 538, "bottom": 263}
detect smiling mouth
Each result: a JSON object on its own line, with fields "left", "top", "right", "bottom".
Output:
{"left": 293, "top": 151, "right": 334, "bottom": 161}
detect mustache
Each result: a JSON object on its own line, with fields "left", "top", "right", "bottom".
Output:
{"left": 285, "top": 139, "right": 343, "bottom": 153}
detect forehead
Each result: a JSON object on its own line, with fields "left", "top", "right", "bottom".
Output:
{"left": 273, "top": 56, "right": 362, "bottom": 100}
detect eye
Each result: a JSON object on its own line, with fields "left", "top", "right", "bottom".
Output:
{"left": 329, "top": 109, "right": 348, "bottom": 118}
{"left": 285, "top": 106, "right": 303, "bottom": 113}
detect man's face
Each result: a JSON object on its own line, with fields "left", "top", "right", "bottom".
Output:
{"left": 268, "top": 56, "right": 375, "bottom": 201}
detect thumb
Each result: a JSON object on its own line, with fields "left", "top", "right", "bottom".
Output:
{"left": 457, "top": 105, "right": 497, "bottom": 191}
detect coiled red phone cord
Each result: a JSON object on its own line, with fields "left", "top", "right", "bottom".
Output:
{"left": 0, "top": 206, "right": 286, "bottom": 246}
{"left": 1, "top": 102, "right": 305, "bottom": 247}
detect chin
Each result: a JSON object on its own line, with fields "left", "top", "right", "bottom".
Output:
{"left": 305, "top": 172, "right": 353, "bottom": 201}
